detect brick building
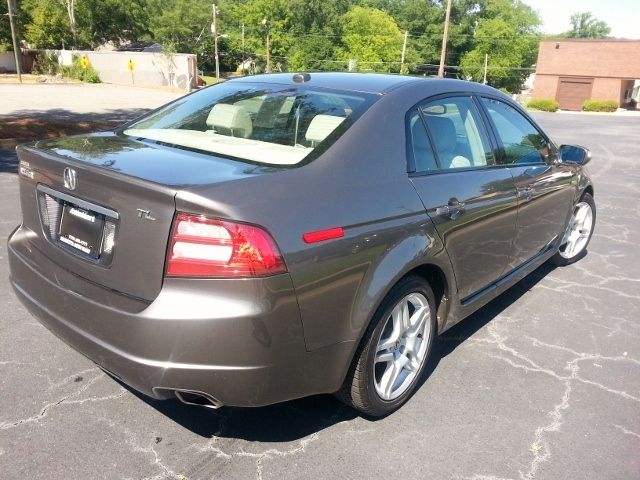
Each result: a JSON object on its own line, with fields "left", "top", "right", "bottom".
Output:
{"left": 532, "top": 39, "right": 640, "bottom": 110}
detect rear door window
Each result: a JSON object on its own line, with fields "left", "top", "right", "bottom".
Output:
{"left": 419, "top": 97, "right": 495, "bottom": 169}
{"left": 408, "top": 111, "right": 438, "bottom": 172}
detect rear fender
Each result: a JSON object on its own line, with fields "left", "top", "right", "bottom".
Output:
{"left": 334, "top": 219, "right": 456, "bottom": 384}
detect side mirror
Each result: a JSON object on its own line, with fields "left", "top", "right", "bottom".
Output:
{"left": 559, "top": 144, "right": 591, "bottom": 166}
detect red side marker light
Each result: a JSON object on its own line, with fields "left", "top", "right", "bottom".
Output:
{"left": 302, "top": 227, "right": 344, "bottom": 244}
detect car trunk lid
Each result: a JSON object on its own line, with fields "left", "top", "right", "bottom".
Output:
{"left": 16, "top": 132, "right": 269, "bottom": 301}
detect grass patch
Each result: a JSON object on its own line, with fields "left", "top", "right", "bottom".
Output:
{"left": 200, "top": 75, "right": 224, "bottom": 85}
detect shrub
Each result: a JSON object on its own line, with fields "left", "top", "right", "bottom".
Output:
{"left": 32, "top": 51, "right": 60, "bottom": 75}
{"left": 582, "top": 99, "right": 618, "bottom": 112}
{"left": 527, "top": 98, "right": 559, "bottom": 112}
{"left": 60, "top": 55, "right": 101, "bottom": 83}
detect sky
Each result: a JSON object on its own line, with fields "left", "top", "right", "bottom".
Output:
{"left": 521, "top": 0, "right": 640, "bottom": 39}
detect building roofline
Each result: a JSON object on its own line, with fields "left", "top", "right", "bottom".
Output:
{"left": 540, "top": 38, "right": 640, "bottom": 43}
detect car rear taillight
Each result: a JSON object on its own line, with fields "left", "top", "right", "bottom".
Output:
{"left": 166, "top": 213, "right": 286, "bottom": 278}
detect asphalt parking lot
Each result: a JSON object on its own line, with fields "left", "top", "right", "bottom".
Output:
{"left": 0, "top": 95, "right": 638, "bottom": 479}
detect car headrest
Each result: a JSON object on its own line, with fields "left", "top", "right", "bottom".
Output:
{"left": 206, "top": 104, "right": 253, "bottom": 138}
{"left": 425, "top": 115, "right": 456, "bottom": 153}
{"left": 305, "top": 115, "right": 345, "bottom": 145}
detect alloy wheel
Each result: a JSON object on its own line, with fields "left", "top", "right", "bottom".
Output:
{"left": 373, "top": 292, "right": 431, "bottom": 401}
{"left": 559, "top": 201, "right": 594, "bottom": 259}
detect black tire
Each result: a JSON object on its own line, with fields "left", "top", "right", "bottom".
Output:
{"left": 551, "top": 192, "right": 596, "bottom": 267}
{"left": 337, "top": 275, "right": 436, "bottom": 417}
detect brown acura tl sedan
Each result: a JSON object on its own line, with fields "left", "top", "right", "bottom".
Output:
{"left": 8, "top": 73, "right": 595, "bottom": 417}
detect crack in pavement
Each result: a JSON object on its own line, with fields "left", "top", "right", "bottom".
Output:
{"left": 98, "top": 416, "right": 191, "bottom": 480}
{"left": 465, "top": 320, "right": 640, "bottom": 480}
{"left": 613, "top": 424, "right": 640, "bottom": 440}
{"left": 0, "top": 370, "right": 125, "bottom": 430}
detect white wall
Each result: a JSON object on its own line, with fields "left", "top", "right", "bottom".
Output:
{"left": 0, "top": 52, "right": 17, "bottom": 72}
{"left": 56, "top": 50, "right": 198, "bottom": 91}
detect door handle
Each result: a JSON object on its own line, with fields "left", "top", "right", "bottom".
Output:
{"left": 436, "top": 200, "right": 466, "bottom": 219}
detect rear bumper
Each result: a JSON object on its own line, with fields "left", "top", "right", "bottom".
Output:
{"left": 8, "top": 225, "right": 354, "bottom": 407}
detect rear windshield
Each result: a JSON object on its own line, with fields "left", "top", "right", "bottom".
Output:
{"left": 123, "top": 81, "right": 378, "bottom": 166}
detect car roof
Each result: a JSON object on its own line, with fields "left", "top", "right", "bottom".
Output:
{"left": 227, "top": 72, "right": 494, "bottom": 96}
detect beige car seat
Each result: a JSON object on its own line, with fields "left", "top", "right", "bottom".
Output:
{"left": 426, "top": 116, "right": 471, "bottom": 168}
{"left": 207, "top": 104, "right": 253, "bottom": 138}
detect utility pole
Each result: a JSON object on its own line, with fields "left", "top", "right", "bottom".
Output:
{"left": 483, "top": 53, "right": 488, "bottom": 84}
{"left": 262, "top": 17, "right": 271, "bottom": 73}
{"left": 438, "top": 0, "right": 452, "bottom": 78}
{"left": 241, "top": 23, "right": 245, "bottom": 75}
{"left": 6, "top": 0, "right": 21, "bottom": 83}
{"left": 212, "top": 3, "right": 220, "bottom": 79}
{"left": 400, "top": 30, "right": 408, "bottom": 74}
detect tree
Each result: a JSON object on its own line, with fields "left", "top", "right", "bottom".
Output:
{"left": 22, "top": 0, "right": 72, "bottom": 49}
{"left": 21, "top": 0, "right": 150, "bottom": 49}
{"left": 224, "top": 0, "right": 292, "bottom": 71}
{"left": 339, "top": 6, "right": 404, "bottom": 73}
{"left": 459, "top": 0, "right": 541, "bottom": 92}
{"left": 286, "top": 0, "right": 348, "bottom": 71}
{"left": 0, "top": 2, "right": 12, "bottom": 52}
{"left": 567, "top": 12, "right": 611, "bottom": 39}
{"left": 79, "top": 0, "right": 150, "bottom": 48}
{"left": 389, "top": 0, "right": 442, "bottom": 72}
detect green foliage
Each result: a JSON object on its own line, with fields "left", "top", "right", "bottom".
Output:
{"left": 21, "top": 0, "right": 149, "bottom": 49}
{"left": 0, "top": 2, "right": 11, "bottom": 52}
{"left": 567, "top": 12, "right": 611, "bottom": 39}
{"left": 61, "top": 55, "right": 101, "bottom": 82}
{"left": 388, "top": 0, "right": 441, "bottom": 71}
{"left": 146, "top": 0, "right": 211, "bottom": 53}
{"left": 582, "top": 99, "right": 618, "bottom": 112}
{"left": 339, "top": 6, "right": 403, "bottom": 72}
{"left": 460, "top": 0, "right": 540, "bottom": 92}
{"left": 31, "top": 51, "right": 60, "bottom": 75}
{"left": 12, "top": 0, "right": 543, "bottom": 91}
{"left": 22, "top": 0, "right": 72, "bottom": 49}
{"left": 527, "top": 98, "right": 559, "bottom": 112}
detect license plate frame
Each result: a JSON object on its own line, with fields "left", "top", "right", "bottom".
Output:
{"left": 58, "top": 203, "right": 105, "bottom": 258}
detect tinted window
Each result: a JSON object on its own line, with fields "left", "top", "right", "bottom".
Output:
{"left": 481, "top": 98, "right": 549, "bottom": 165}
{"left": 420, "top": 97, "right": 494, "bottom": 169}
{"left": 123, "top": 83, "right": 377, "bottom": 166}
{"left": 408, "top": 112, "right": 437, "bottom": 172}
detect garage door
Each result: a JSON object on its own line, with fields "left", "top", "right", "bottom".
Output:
{"left": 557, "top": 77, "right": 594, "bottom": 111}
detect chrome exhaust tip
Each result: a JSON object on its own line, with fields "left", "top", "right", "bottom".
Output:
{"left": 173, "top": 389, "right": 224, "bottom": 409}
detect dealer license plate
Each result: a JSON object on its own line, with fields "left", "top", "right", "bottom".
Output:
{"left": 58, "top": 203, "right": 105, "bottom": 258}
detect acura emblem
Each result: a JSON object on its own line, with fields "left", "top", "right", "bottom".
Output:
{"left": 63, "top": 167, "right": 77, "bottom": 190}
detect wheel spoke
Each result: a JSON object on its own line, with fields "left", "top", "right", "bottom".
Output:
{"left": 575, "top": 204, "right": 589, "bottom": 225}
{"left": 375, "top": 350, "right": 394, "bottom": 364}
{"left": 376, "top": 336, "right": 396, "bottom": 354}
{"left": 400, "top": 301, "right": 410, "bottom": 330}
{"left": 390, "top": 304, "right": 404, "bottom": 341}
{"left": 406, "top": 306, "right": 429, "bottom": 338}
{"left": 565, "top": 239, "right": 576, "bottom": 258}
{"left": 379, "top": 359, "right": 402, "bottom": 398}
